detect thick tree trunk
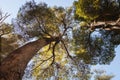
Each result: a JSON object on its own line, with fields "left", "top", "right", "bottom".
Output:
{"left": 0, "top": 38, "right": 56, "bottom": 80}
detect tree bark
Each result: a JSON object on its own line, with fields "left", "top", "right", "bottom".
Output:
{"left": 0, "top": 38, "right": 56, "bottom": 80}
{"left": 90, "top": 21, "right": 120, "bottom": 30}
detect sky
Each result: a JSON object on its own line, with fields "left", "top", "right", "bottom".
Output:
{"left": 0, "top": 0, "right": 120, "bottom": 80}
{"left": 0, "top": 0, "right": 74, "bottom": 23}
{"left": 91, "top": 45, "right": 120, "bottom": 80}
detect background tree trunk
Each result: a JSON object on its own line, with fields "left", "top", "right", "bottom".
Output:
{"left": 0, "top": 38, "right": 55, "bottom": 80}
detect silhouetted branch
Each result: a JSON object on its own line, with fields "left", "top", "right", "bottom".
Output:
{"left": 0, "top": 12, "right": 10, "bottom": 26}
{"left": 51, "top": 41, "right": 59, "bottom": 65}
{"left": 32, "top": 41, "right": 59, "bottom": 72}
{"left": 32, "top": 56, "right": 53, "bottom": 71}
{"left": 61, "top": 26, "right": 73, "bottom": 38}
{"left": 61, "top": 40, "right": 73, "bottom": 60}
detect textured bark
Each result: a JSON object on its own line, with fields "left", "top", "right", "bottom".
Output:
{"left": 90, "top": 20, "right": 120, "bottom": 30}
{"left": 0, "top": 38, "right": 56, "bottom": 80}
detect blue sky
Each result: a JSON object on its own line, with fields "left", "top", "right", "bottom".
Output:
{"left": 0, "top": 0, "right": 74, "bottom": 23}
{"left": 91, "top": 45, "right": 120, "bottom": 80}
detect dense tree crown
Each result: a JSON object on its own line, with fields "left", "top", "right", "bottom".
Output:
{"left": 0, "top": 0, "right": 120, "bottom": 80}
{"left": 74, "top": 0, "right": 120, "bottom": 21}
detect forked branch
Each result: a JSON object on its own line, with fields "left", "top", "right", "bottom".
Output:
{"left": 0, "top": 12, "right": 10, "bottom": 25}
{"left": 51, "top": 41, "right": 59, "bottom": 65}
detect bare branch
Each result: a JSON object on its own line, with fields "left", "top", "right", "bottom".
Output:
{"left": 116, "top": 18, "right": 120, "bottom": 24}
{"left": 32, "top": 41, "right": 59, "bottom": 71}
{"left": 32, "top": 56, "right": 53, "bottom": 71}
{"left": 61, "top": 40, "right": 73, "bottom": 60}
{"left": 50, "top": 41, "right": 59, "bottom": 65}
{"left": 0, "top": 12, "right": 10, "bottom": 26}
{"left": 46, "top": 43, "right": 52, "bottom": 52}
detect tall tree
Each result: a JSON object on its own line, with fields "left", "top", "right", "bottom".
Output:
{"left": 0, "top": 0, "right": 120, "bottom": 80}
{"left": 0, "top": 1, "right": 74, "bottom": 80}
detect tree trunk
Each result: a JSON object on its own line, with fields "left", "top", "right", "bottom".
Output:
{"left": 0, "top": 38, "right": 56, "bottom": 80}
{"left": 0, "top": 36, "right": 1, "bottom": 60}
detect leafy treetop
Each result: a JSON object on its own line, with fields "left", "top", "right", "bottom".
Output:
{"left": 74, "top": 0, "right": 120, "bottom": 22}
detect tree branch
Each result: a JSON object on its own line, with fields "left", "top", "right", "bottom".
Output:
{"left": 0, "top": 13, "right": 10, "bottom": 26}
{"left": 50, "top": 41, "right": 59, "bottom": 65}
{"left": 32, "top": 56, "right": 53, "bottom": 71}
{"left": 61, "top": 40, "right": 73, "bottom": 60}
{"left": 90, "top": 20, "right": 120, "bottom": 30}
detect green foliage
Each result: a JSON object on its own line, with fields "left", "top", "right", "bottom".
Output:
{"left": 110, "top": 31, "right": 120, "bottom": 45}
{"left": 0, "top": 23, "right": 22, "bottom": 61}
{"left": 74, "top": 0, "right": 120, "bottom": 21}
{"left": 31, "top": 47, "right": 92, "bottom": 80}
{"left": 73, "top": 27, "right": 92, "bottom": 64}
{"left": 94, "top": 69, "right": 114, "bottom": 80}
{"left": 73, "top": 27, "right": 117, "bottom": 65}
{"left": 74, "top": 0, "right": 100, "bottom": 21}
{"left": 5, "top": 1, "right": 120, "bottom": 80}
{"left": 16, "top": 1, "right": 70, "bottom": 38}
{"left": 0, "top": 23, "right": 12, "bottom": 35}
